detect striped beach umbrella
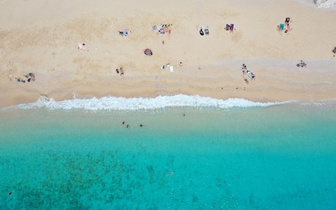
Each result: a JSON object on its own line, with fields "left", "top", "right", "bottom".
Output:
{"left": 144, "top": 48, "right": 153, "bottom": 56}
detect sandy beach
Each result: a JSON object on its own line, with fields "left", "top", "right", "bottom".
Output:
{"left": 1, "top": 0, "right": 336, "bottom": 108}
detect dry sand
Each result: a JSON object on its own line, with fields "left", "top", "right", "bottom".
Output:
{"left": 1, "top": 0, "right": 336, "bottom": 108}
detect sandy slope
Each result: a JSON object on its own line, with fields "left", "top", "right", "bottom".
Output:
{"left": 0, "top": 0, "right": 336, "bottom": 107}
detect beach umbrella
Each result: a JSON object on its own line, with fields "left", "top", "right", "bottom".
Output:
{"left": 144, "top": 48, "right": 153, "bottom": 56}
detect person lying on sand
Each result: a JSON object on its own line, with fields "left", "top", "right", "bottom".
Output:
{"left": 199, "top": 28, "right": 204, "bottom": 36}
{"left": 120, "top": 67, "right": 124, "bottom": 76}
{"left": 285, "top": 17, "right": 291, "bottom": 25}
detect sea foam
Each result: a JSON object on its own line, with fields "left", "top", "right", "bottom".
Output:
{"left": 11, "top": 95, "right": 290, "bottom": 111}
{"left": 314, "top": 0, "right": 336, "bottom": 8}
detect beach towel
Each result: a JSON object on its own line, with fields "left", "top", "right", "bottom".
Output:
{"left": 124, "top": 30, "right": 129, "bottom": 36}
{"left": 280, "top": 24, "right": 285, "bottom": 31}
{"left": 230, "top": 24, "right": 234, "bottom": 31}
{"left": 170, "top": 66, "right": 174, "bottom": 72}
{"left": 204, "top": 28, "right": 209, "bottom": 35}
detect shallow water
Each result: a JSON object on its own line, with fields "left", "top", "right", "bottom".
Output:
{"left": 1, "top": 101, "right": 336, "bottom": 209}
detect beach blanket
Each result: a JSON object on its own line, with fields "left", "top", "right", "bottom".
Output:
{"left": 226, "top": 24, "right": 230, "bottom": 31}
{"left": 124, "top": 30, "right": 129, "bottom": 36}
{"left": 230, "top": 24, "right": 234, "bottom": 31}
{"left": 204, "top": 28, "right": 209, "bottom": 35}
{"left": 170, "top": 66, "right": 174, "bottom": 72}
{"left": 280, "top": 24, "right": 285, "bottom": 31}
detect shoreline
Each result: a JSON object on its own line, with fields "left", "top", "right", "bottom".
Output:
{"left": 4, "top": 95, "right": 336, "bottom": 112}
{"left": 3, "top": 92, "right": 336, "bottom": 112}
{"left": 2, "top": 57, "right": 336, "bottom": 108}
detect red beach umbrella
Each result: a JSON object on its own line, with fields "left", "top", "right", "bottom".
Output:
{"left": 143, "top": 48, "right": 153, "bottom": 56}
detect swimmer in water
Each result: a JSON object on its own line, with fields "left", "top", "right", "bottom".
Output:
{"left": 127, "top": 125, "right": 129, "bottom": 128}
{"left": 168, "top": 172, "right": 174, "bottom": 179}
{"left": 140, "top": 124, "right": 143, "bottom": 127}
{"left": 9, "top": 191, "right": 14, "bottom": 196}
{"left": 122, "top": 121, "right": 125, "bottom": 125}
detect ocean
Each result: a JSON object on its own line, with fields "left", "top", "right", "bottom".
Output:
{"left": 0, "top": 96, "right": 336, "bottom": 209}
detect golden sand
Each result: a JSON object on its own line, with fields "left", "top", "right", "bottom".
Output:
{"left": 1, "top": 0, "right": 336, "bottom": 107}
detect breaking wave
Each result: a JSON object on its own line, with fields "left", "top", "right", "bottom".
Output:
{"left": 9, "top": 94, "right": 292, "bottom": 111}
{"left": 314, "top": 0, "right": 336, "bottom": 8}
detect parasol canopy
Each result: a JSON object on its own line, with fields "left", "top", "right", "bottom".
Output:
{"left": 144, "top": 48, "right": 153, "bottom": 56}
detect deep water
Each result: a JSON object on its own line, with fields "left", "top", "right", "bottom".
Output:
{"left": 1, "top": 102, "right": 336, "bottom": 209}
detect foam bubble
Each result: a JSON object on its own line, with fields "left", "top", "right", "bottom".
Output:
{"left": 9, "top": 95, "right": 293, "bottom": 111}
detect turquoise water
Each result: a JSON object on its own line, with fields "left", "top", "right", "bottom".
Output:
{"left": 1, "top": 102, "right": 336, "bottom": 209}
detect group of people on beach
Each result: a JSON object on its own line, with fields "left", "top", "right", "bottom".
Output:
{"left": 14, "top": 73, "right": 35, "bottom": 83}
{"left": 152, "top": 24, "right": 172, "bottom": 36}
{"left": 78, "top": 43, "right": 86, "bottom": 50}
{"left": 241, "top": 64, "right": 255, "bottom": 84}
{"left": 72, "top": 16, "right": 332, "bottom": 88}
{"left": 199, "top": 26, "right": 210, "bottom": 36}
{"left": 277, "top": 17, "right": 292, "bottom": 34}
{"left": 119, "top": 29, "right": 131, "bottom": 37}
{"left": 297, "top": 60, "right": 307, "bottom": 68}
